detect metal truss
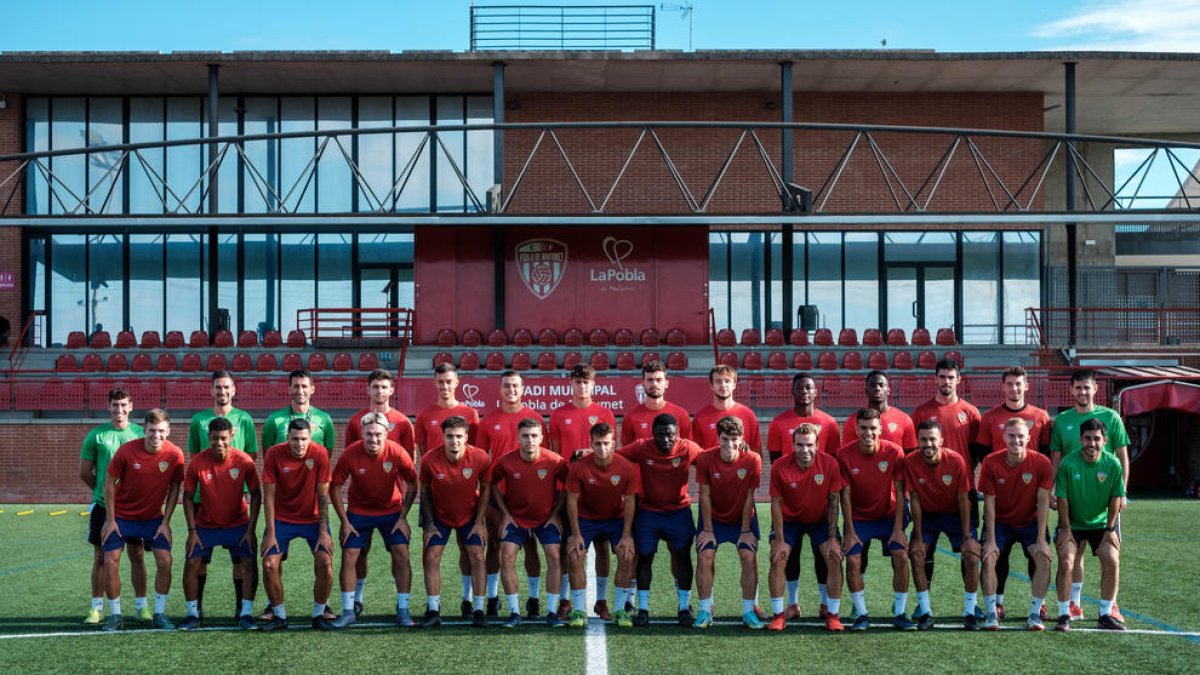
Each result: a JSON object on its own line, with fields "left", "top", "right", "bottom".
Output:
{"left": 5, "top": 121, "right": 1200, "bottom": 220}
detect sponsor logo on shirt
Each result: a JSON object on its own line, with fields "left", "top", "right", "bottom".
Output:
{"left": 202, "top": 470, "right": 214, "bottom": 482}
{"left": 357, "top": 468, "right": 368, "bottom": 475}
{"left": 789, "top": 482, "right": 799, "bottom": 489}
{"left": 1022, "top": 472, "right": 1033, "bottom": 484}
{"left": 513, "top": 472, "right": 523, "bottom": 480}
{"left": 850, "top": 467, "right": 861, "bottom": 475}
{"left": 646, "top": 458, "right": 655, "bottom": 466}
{"left": 713, "top": 471, "right": 722, "bottom": 479}
{"left": 133, "top": 462, "right": 143, "bottom": 470}
{"left": 493, "top": 424, "right": 502, "bottom": 431}
{"left": 436, "top": 472, "right": 447, "bottom": 481}
{"left": 997, "top": 477, "right": 1007, "bottom": 485}
{"left": 736, "top": 469, "right": 748, "bottom": 480}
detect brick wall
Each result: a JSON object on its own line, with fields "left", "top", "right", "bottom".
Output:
{"left": 0, "top": 92, "right": 22, "bottom": 336}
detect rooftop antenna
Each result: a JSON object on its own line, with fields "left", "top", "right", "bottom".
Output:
{"left": 660, "top": 2, "right": 694, "bottom": 51}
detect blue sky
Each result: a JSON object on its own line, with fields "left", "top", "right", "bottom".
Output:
{"left": 2, "top": 0, "right": 1198, "bottom": 53}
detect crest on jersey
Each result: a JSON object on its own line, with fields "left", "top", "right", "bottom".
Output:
{"left": 158, "top": 461, "right": 169, "bottom": 473}
{"left": 671, "top": 458, "right": 681, "bottom": 468}
{"left": 610, "top": 475, "right": 621, "bottom": 486}
{"left": 877, "top": 461, "right": 889, "bottom": 472}
{"left": 1096, "top": 471, "right": 1108, "bottom": 483}
{"left": 957, "top": 411, "right": 968, "bottom": 424}
{"left": 463, "top": 467, "right": 474, "bottom": 479}
{"left": 814, "top": 474, "right": 824, "bottom": 485}
{"left": 941, "top": 474, "right": 952, "bottom": 486}
{"left": 887, "top": 422, "right": 898, "bottom": 433}
{"left": 230, "top": 468, "right": 240, "bottom": 480}
{"left": 1022, "top": 472, "right": 1033, "bottom": 484}
{"left": 305, "top": 458, "right": 314, "bottom": 470}
{"left": 383, "top": 462, "right": 394, "bottom": 473}
{"left": 736, "top": 469, "right": 748, "bottom": 480}
{"left": 515, "top": 238, "right": 568, "bottom": 300}
{"left": 588, "top": 416, "right": 599, "bottom": 425}
{"left": 537, "top": 469, "right": 549, "bottom": 480}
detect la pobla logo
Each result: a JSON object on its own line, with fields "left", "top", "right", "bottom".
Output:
{"left": 590, "top": 236, "right": 646, "bottom": 283}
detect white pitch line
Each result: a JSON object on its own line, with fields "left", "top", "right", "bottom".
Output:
{"left": 584, "top": 546, "right": 609, "bottom": 675}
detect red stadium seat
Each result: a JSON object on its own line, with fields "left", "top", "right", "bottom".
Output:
{"left": 615, "top": 352, "right": 637, "bottom": 371}
{"left": 814, "top": 329, "right": 834, "bottom": 346}
{"left": 665, "top": 328, "right": 687, "bottom": 347}
{"left": 106, "top": 354, "right": 129, "bottom": 372}
{"left": 589, "top": 351, "right": 610, "bottom": 370}
{"left": 837, "top": 328, "right": 858, "bottom": 347}
{"left": 212, "top": 330, "right": 234, "bottom": 348}
{"left": 458, "top": 352, "right": 481, "bottom": 370}
{"left": 639, "top": 328, "right": 662, "bottom": 347}
{"left": 536, "top": 352, "right": 557, "bottom": 371}
{"left": 892, "top": 351, "right": 914, "bottom": 369}
{"left": 817, "top": 351, "right": 838, "bottom": 370}
{"left": 89, "top": 331, "right": 112, "bottom": 349}
{"left": 181, "top": 353, "right": 202, "bottom": 373}
{"left": 867, "top": 351, "right": 889, "bottom": 370}
{"left": 792, "top": 352, "right": 814, "bottom": 370}
{"left": 563, "top": 352, "right": 584, "bottom": 370}
{"left": 764, "top": 328, "right": 785, "bottom": 347}
{"left": 511, "top": 352, "right": 532, "bottom": 371}
{"left": 863, "top": 329, "right": 884, "bottom": 347}
{"left": 740, "top": 329, "right": 761, "bottom": 347}
{"left": 935, "top": 328, "right": 958, "bottom": 346}
{"left": 511, "top": 328, "right": 534, "bottom": 348}
{"left": 911, "top": 328, "right": 932, "bottom": 346}
{"left": 115, "top": 330, "right": 137, "bottom": 349}
{"left": 231, "top": 353, "right": 252, "bottom": 372}
{"left": 461, "top": 328, "right": 483, "bottom": 347}
{"left": 238, "top": 331, "right": 259, "bottom": 348}
{"left": 716, "top": 329, "right": 737, "bottom": 347}
{"left": 139, "top": 331, "right": 162, "bottom": 349}
{"left": 262, "top": 330, "right": 283, "bottom": 348}
{"left": 719, "top": 352, "right": 739, "bottom": 369}
{"left": 563, "top": 328, "right": 585, "bottom": 347}
{"left": 485, "top": 352, "right": 506, "bottom": 371}
{"left": 332, "top": 353, "right": 353, "bottom": 372}
{"left": 131, "top": 353, "right": 152, "bottom": 372}
{"left": 286, "top": 330, "right": 306, "bottom": 348}
{"left": 164, "top": 331, "right": 185, "bottom": 348}
{"left": 189, "top": 330, "right": 209, "bottom": 348}
{"left": 205, "top": 354, "right": 227, "bottom": 372}
{"left": 588, "top": 329, "right": 610, "bottom": 347}
{"left": 944, "top": 350, "right": 965, "bottom": 368}
{"left": 55, "top": 354, "right": 77, "bottom": 371}
{"left": 742, "top": 351, "right": 764, "bottom": 370}
{"left": 155, "top": 354, "right": 177, "bottom": 374}
{"left": 667, "top": 352, "right": 688, "bottom": 371}
{"left": 537, "top": 328, "right": 559, "bottom": 347}
{"left": 436, "top": 329, "right": 458, "bottom": 347}
{"left": 307, "top": 353, "right": 328, "bottom": 372}
{"left": 842, "top": 352, "right": 864, "bottom": 370}
{"left": 917, "top": 350, "right": 938, "bottom": 370}
{"left": 487, "top": 329, "right": 508, "bottom": 347}
{"left": 256, "top": 354, "right": 278, "bottom": 372}
{"left": 81, "top": 354, "right": 104, "bottom": 371}
{"left": 887, "top": 329, "right": 907, "bottom": 346}
{"left": 640, "top": 351, "right": 661, "bottom": 368}
{"left": 614, "top": 328, "right": 635, "bottom": 347}
{"left": 357, "top": 353, "right": 379, "bottom": 371}
{"left": 281, "top": 353, "right": 303, "bottom": 372}
{"left": 767, "top": 351, "right": 788, "bottom": 370}
{"left": 788, "top": 329, "right": 809, "bottom": 346}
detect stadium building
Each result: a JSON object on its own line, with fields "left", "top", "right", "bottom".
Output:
{"left": 1, "top": 44, "right": 1199, "bottom": 501}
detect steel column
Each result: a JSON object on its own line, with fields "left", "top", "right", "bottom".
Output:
{"left": 1065, "top": 62, "right": 1078, "bottom": 347}
{"left": 781, "top": 61, "right": 795, "bottom": 333}
{"left": 207, "top": 64, "right": 220, "bottom": 338}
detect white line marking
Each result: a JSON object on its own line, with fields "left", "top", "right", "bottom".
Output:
{"left": 584, "top": 546, "right": 609, "bottom": 675}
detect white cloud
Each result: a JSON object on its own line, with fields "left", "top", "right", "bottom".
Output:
{"left": 1034, "top": 0, "right": 1200, "bottom": 51}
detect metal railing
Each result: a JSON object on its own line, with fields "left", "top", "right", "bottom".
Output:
{"left": 6, "top": 310, "right": 44, "bottom": 372}
{"left": 295, "top": 307, "right": 413, "bottom": 374}
{"left": 470, "top": 4, "right": 655, "bottom": 51}
{"left": 1026, "top": 306, "right": 1200, "bottom": 348}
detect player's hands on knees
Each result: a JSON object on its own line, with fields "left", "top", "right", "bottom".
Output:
{"left": 841, "top": 531, "right": 860, "bottom": 556}
{"left": 981, "top": 539, "right": 998, "bottom": 562}
{"left": 260, "top": 532, "right": 277, "bottom": 557}
{"left": 695, "top": 529, "right": 715, "bottom": 552}
{"left": 472, "top": 521, "right": 489, "bottom": 547}
{"left": 392, "top": 516, "right": 411, "bottom": 539}
{"left": 100, "top": 519, "right": 120, "bottom": 543}
{"left": 340, "top": 522, "right": 360, "bottom": 546}
{"left": 422, "top": 526, "right": 436, "bottom": 548}
{"left": 769, "top": 539, "right": 790, "bottom": 565}
{"left": 1103, "top": 530, "right": 1120, "bottom": 551}
{"left": 155, "top": 521, "right": 173, "bottom": 546}
{"left": 736, "top": 531, "right": 758, "bottom": 552}
{"left": 1030, "top": 541, "right": 1052, "bottom": 563}
{"left": 318, "top": 528, "right": 334, "bottom": 555}
{"left": 906, "top": 533, "right": 923, "bottom": 556}
{"left": 186, "top": 531, "right": 203, "bottom": 557}
{"left": 568, "top": 534, "right": 585, "bottom": 555}
{"left": 616, "top": 536, "right": 635, "bottom": 563}
{"left": 499, "top": 515, "right": 515, "bottom": 538}
{"left": 1055, "top": 528, "right": 1074, "bottom": 549}
{"left": 888, "top": 529, "right": 906, "bottom": 550}
{"left": 819, "top": 538, "right": 842, "bottom": 563}
{"left": 961, "top": 536, "right": 981, "bottom": 560}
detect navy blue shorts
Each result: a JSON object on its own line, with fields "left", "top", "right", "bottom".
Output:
{"left": 846, "top": 517, "right": 906, "bottom": 557}
{"left": 344, "top": 511, "right": 409, "bottom": 549}
{"left": 919, "top": 512, "right": 975, "bottom": 552}
{"left": 769, "top": 520, "right": 832, "bottom": 555}
{"left": 189, "top": 524, "right": 255, "bottom": 561}
{"left": 501, "top": 521, "right": 562, "bottom": 547}
{"left": 265, "top": 520, "right": 330, "bottom": 557}
{"left": 577, "top": 517, "right": 626, "bottom": 551}
{"left": 634, "top": 507, "right": 695, "bottom": 555}
{"left": 103, "top": 517, "right": 171, "bottom": 552}
{"left": 426, "top": 518, "right": 484, "bottom": 549}
{"left": 994, "top": 521, "right": 1045, "bottom": 553}
{"left": 697, "top": 514, "right": 760, "bottom": 552}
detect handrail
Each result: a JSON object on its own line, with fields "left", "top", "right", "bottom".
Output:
{"left": 707, "top": 308, "right": 718, "bottom": 363}
{"left": 1025, "top": 307, "right": 1047, "bottom": 350}
{"left": 1026, "top": 306, "right": 1200, "bottom": 348}
{"left": 7, "top": 310, "right": 44, "bottom": 371}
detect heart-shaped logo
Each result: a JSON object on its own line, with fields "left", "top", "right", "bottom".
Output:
{"left": 462, "top": 383, "right": 480, "bottom": 403}
{"left": 602, "top": 236, "right": 634, "bottom": 270}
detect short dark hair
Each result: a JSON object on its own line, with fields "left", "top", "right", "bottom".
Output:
{"left": 441, "top": 415, "right": 469, "bottom": 432}
{"left": 934, "top": 358, "right": 960, "bottom": 375}
{"left": 210, "top": 369, "right": 234, "bottom": 382}
{"left": 287, "top": 418, "right": 311, "bottom": 433}
{"left": 642, "top": 360, "right": 667, "bottom": 376}
{"left": 589, "top": 422, "right": 614, "bottom": 439}
{"left": 917, "top": 419, "right": 941, "bottom": 433}
{"left": 652, "top": 413, "right": 678, "bottom": 429}
{"left": 208, "top": 417, "right": 234, "bottom": 435}
{"left": 866, "top": 370, "right": 888, "bottom": 384}
{"left": 517, "top": 417, "right": 542, "bottom": 432}
{"left": 1071, "top": 369, "right": 1097, "bottom": 384}
{"left": 1079, "top": 418, "right": 1108, "bottom": 437}
{"left": 715, "top": 415, "right": 744, "bottom": 437}
{"left": 108, "top": 387, "right": 131, "bottom": 403}
{"left": 288, "top": 369, "right": 313, "bottom": 385}
{"left": 855, "top": 407, "right": 880, "bottom": 422}
{"left": 434, "top": 362, "right": 458, "bottom": 375}
{"left": 500, "top": 369, "right": 521, "bottom": 381}
{"left": 1001, "top": 366, "right": 1027, "bottom": 383}
{"left": 367, "top": 369, "right": 394, "bottom": 385}
{"left": 569, "top": 364, "right": 596, "bottom": 381}
{"left": 791, "top": 372, "right": 814, "bottom": 387}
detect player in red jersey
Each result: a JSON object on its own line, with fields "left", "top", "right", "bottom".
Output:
{"left": 259, "top": 419, "right": 335, "bottom": 631}
{"left": 492, "top": 419, "right": 570, "bottom": 628}
{"left": 477, "top": 370, "right": 547, "bottom": 618}
{"left": 767, "top": 423, "right": 845, "bottom": 632}
{"left": 342, "top": 369, "right": 415, "bottom": 618}
{"left": 979, "top": 418, "right": 1054, "bottom": 632}
{"left": 903, "top": 420, "right": 979, "bottom": 631}
{"left": 619, "top": 413, "right": 703, "bottom": 627}
{"left": 99, "top": 409, "right": 185, "bottom": 632}
{"left": 691, "top": 365, "right": 761, "bottom": 451}
{"left": 842, "top": 371, "right": 917, "bottom": 451}
{"left": 765, "top": 373, "right": 840, "bottom": 620}
{"left": 971, "top": 365, "right": 1051, "bottom": 619}
{"left": 179, "top": 417, "right": 261, "bottom": 631}
{"left": 694, "top": 416, "right": 764, "bottom": 629}
{"left": 838, "top": 408, "right": 914, "bottom": 631}
{"left": 549, "top": 364, "right": 618, "bottom": 620}
{"left": 325, "top": 412, "right": 418, "bottom": 629}
{"left": 620, "top": 360, "right": 692, "bottom": 444}
{"left": 565, "top": 423, "right": 639, "bottom": 628}
{"left": 418, "top": 415, "right": 492, "bottom": 629}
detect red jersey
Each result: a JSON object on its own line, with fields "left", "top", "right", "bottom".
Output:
{"left": 262, "top": 442, "right": 332, "bottom": 525}
{"left": 770, "top": 452, "right": 844, "bottom": 524}
{"left": 617, "top": 438, "right": 702, "bottom": 512}
{"left": 620, "top": 401, "right": 692, "bottom": 444}
{"left": 767, "top": 408, "right": 841, "bottom": 457}
{"left": 695, "top": 448, "right": 762, "bottom": 524}
{"left": 345, "top": 408, "right": 415, "bottom": 458}
{"left": 419, "top": 445, "right": 492, "bottom": 528}
{"left": 565, "top": 454, "right": 641, "bottom": 521}
{"left": 184, "top": 448, "right": 259, "bottom": 528}
{"left": 413, "top": 403, "right": 480, "bottom": 453}
{"left": 549, "top": 402, "right": 617, "bottom": 455}
{"left": 903, "top": 450, "right": 969, "bottom": 515}
{"left": 492, "top": 450, "right": 568, "bottom": 528}
{"left": 691, "top": 403, "right": 761, "bottom": 452}
{"left": 836, "top": 439, "right": 906, "bottom": 521}
{"left": 842, "top": 406, "right": 917, "bottom": 450}
{"left": 911, "top": 398, "right": 981, "bottom": 467}
{"left": 476, "top": 407, "right": 547, "bottom": 462}
{"left": 979, "top": 450, "right": 1053, "bottom": 527}
{"left": 107, "top": 439, "right": 185, "bottom": 521}
{"left": 976, "top": 403, "right": 1053, "bottom": 454}
{"left": 332, "top": 440, "right": 418, "bottom": 516}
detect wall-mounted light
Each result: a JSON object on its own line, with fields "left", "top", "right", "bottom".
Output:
{"left": 764, "top": 100, "right": 778, "bottom": 110}
{"left": 506, "top": 101, "right": 520, "bottom": 111}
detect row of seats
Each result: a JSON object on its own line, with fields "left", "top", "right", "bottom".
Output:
{"left": 435, "top": 327, "right": 692, "bottom": 349}
{"left": 716, "top": 327, "right": 957, "bottom": 348}
{"left": 718, "top": 350, "right": 965, "bottom": 371}
{"left": 435, "top": 350, "right": 690, "bottom": 372}
{"left": 65, "top": 329, "right": 308, "bottom": 350}
{"left": 55, "top": 351, "right": 380, "bottom": 374}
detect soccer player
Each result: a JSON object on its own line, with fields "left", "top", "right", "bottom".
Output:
{"left": 342, "top": 369, "right": 415, "bottom": 617}
{"left": 259, "top": 418, "right": 335, "bottom": 630}
{"left": 549, "top": 365, "right": 618, "bottom": 620}
{"left": 620, "top": 360, "right": 693, "bottom": 444}
{"left": 491, "top": 418, "right": 569, "bottom": 628}
{"left": 99, "top": 408, "right": 185, "bottom": 631}
{"left": 186, "top": 370, "right": 259, "bottom": 621}
{"left": 262, "top": 369, "right": 336, "bottom": 450}
{"left": 79, "top": 388, "right": 149, "bottom": 625}
{"left": 693, "top": 416, "right": 764, "bottom": 629}
{"left": 179, "top": 417, "right": 261, "bottom": 631}
{"left": 325, "top": 411, "right": 418, "bottom": 628}
{"left": 1053, "top": 418, "right": 1126, "bottom": 631}
{"left": 838, "top": 408, "right": 913, "bottom": 631}
{"left": 765, "top": 373, "right": 840, "bottom": 619}
{"left": 972, "top": 365, "right": 1051, "bottom": 619}
{"left": 418, "top": 415, "right": 491, "bottom": 628}
{"left": 978, "top": 418, "right": 1054, "bottom": 631}
{"left": 565, "top": 423, "right": 639, "bottom": 628}
{"left": 476, "top": 370, "right": 547, "bottom": 618}
{"left": 1049, "top": 369, "right": 1130, "bottom": 623}
{"left": 903, "top": 420, "right": 979, "bottom": 631}
{"left": 841, "top": 371, "right": 917, "bottom": 452}
{"left": 691, "top": 365, "right": 761, "bottom": 451}
{"left": 767, "top": 423, "right": 845, "bottom": 632}
{"left": 618, "top": 413, "right": 702, "bottom": 627}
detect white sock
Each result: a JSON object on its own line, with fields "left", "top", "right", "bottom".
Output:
{"left": 996, "top": 593, "right": 1005, "bottom": 606}
{"left": 595, "top": 576, "right": 609, "bottom": 600}
{"left": 341, "top": 591, "right": 355, "bottom": 614}
{"left": 770, "top": 596, "right": 785, "bottom": 614}
{"left": 614, "top": 587, "right": 630, "bottom": 609}
{"left": 461, "top": 576, "right": 472, "bottom": 599}
{"left": 637, "top": 590, "right": 650, "bottom": 611}
{"left": 91, "top": 597, "right": 104, "bottom": 611}
{"left": 273, "top": 604, "right": 287, "bottom": 620}
{"left": 786, "top": 580, "right": 799, "bottom": 605}
{"left": 135, "top": 596, "right": 148, "bottom": 610}
{"left": 506, "top": 593, "right": 520, "bottom": 614}
{"left": 185, "top": 600, "right": 199, "bottom": 618}
{"left": 828, "top": 597, "right": 842, "bottom": 615}
{"left": 892, "top": 592, "right": 907, "bottom": 616}
{"left": 311, "top": 601, "right": 325, "bottom": 618}
{"left": 1031, "top": 596, "right": 1044, "bottom": 616}
{"left": 1070, "top": 582, "right": 1083, "bottom": 605}
{"left": 1058, "top": 600, "right": 1070, "bottom": 616}
{"left": 354, "top": 578, "right": 366, "bottom": 603}
{"left": 677, "top": 589, "right": 691, "bottom": 610}
{"left": 528, "top": 576, "right": 541, "bottom": 599}
{"left": 851, "top": 591, "right": 867, "bottom": 617}
{"left": 397, "top": 593, "right": 410, "bottom": 610}
{"left": 428, "top": 595, "right": 441, "bottom": 612}
{"left": 154, "top": 593, "right": 168, "bottom": 614}
{"left": 240, "top": 599, "right": 254, "bottom": 616}
{"left": 1099, "top": 598, "right": 1114, "bottom": 616}
{"left": 964, "top": 592, "right": 977, "bottom": 616}
{"left": 547, "top": 592, "right": 560, "bottom": 612}
{"left": 473, "top": 594, "right": 485, "bottom": 611}
{"left": 572, "top": 588, "right": 586, "bottom": 609}
{"left": 699, "top": 597, "right": 713, "bottom": 613}
{"left": 109, "top": 598, "right": 122, "bottom": 615}
{"left": 742, "top": 598, "right": 756, "bottom": 614}
{"left": 984, "top": 594, "right": 997, "bottom": 616}
{"left": 817, "top": 583, "right": 829, "bottom": 606}
{"left": 486, "top": 574, "right": 499, "bottom": 599}
{"left": 916, "top": 590, "right": 931, "bottom": 616}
